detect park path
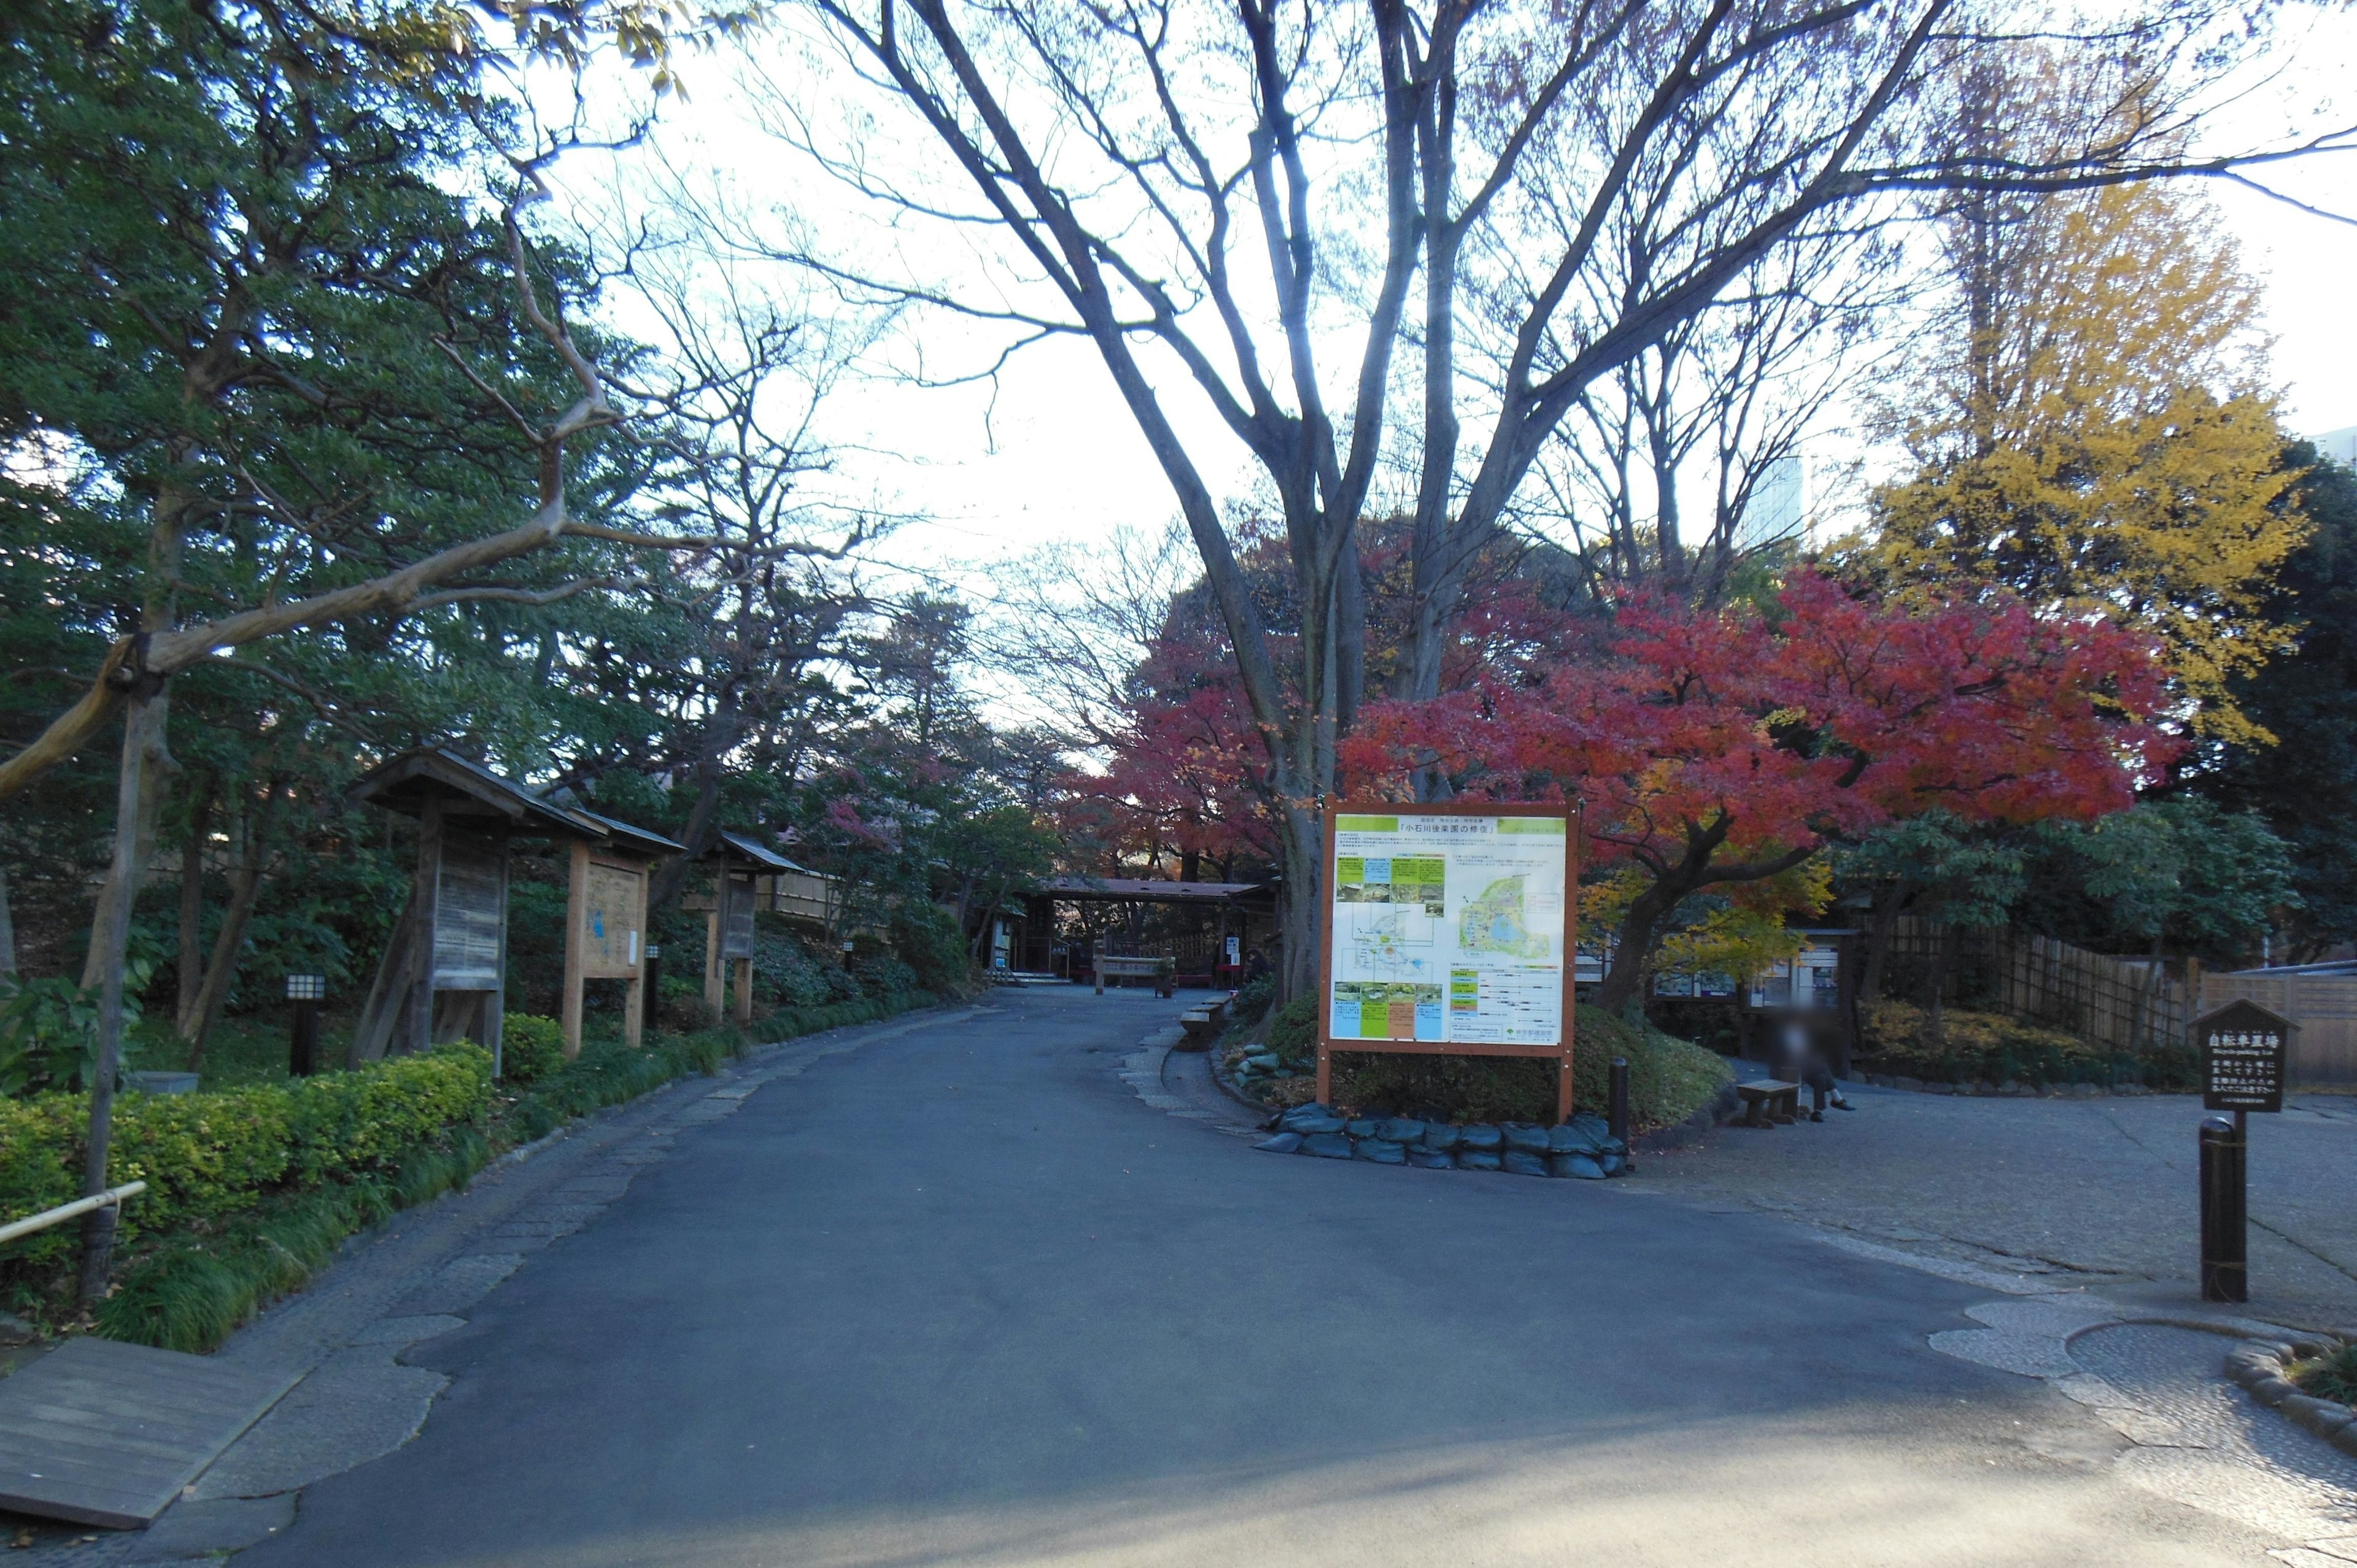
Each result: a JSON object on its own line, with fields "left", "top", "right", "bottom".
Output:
{"left": 149, "top": 993, "right": 2344, "bottom": 1562}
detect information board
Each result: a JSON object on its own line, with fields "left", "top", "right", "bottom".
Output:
{"left": 580, "top": 860, "right": 644, "bottom": 978}
{"left": 2199, "top": 999, "right": 2291, "bottom": 1113}
{"left": 719, "top": 875, "right": 756, "bottom": 960}
{"left": 432, "top": 838, "right": 506, "bottom": 990}
{"left": 1317, "top": 801, "right": 1578, "bottom": 1118}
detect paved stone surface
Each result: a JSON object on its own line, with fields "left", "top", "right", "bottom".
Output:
{"left": 1628, "top": 1081, "right": 2357, "bottom": 1323}
{"left": 197, "top": 989, "right": 2296, "bottom": 1566}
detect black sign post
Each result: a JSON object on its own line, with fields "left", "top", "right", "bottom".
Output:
{"left": 2194, "top": 999, "right": 2295, "bottom": 1303}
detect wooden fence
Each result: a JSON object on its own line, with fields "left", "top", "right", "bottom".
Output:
{"left": 1882, "top": 918, "right": 2357, "bottom": 1085}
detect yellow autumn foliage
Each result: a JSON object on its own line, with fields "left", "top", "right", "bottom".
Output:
{"left": 1874, "top": 177, "right": 2306, "bottom": 742}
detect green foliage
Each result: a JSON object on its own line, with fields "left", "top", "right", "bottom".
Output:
{"left": 0, "top": 1045, "right": 492, "bottom": 1269}
{"left": 0, "top": 965, "right": 150, "bottom": 1094}
{"left": 888, "top": 900, "right": 970, "bottom": 992}
{"left": 1325, "top": 1005, "right": 1731, "bottom": 1130}
{"left": 498, "top": 1014, "right": 567, "bottom": 1084}
{"left": 1229, "top": 974, "right": 1275, "bottom": 1025}
{"left": 2196, "top": 447, "right": 2357, "bottom": 957}
{"left": 2016, "top": 798, "right": 2296, "bottom": 965}
{"left": 851, "top": 954, "right": 918, "bottom": 1000}
{"left": 96, "top": 1129, "right": 490, "bottom": 1353}
{"left": 1839, "top": 813, "right": 2026, "bottom": 931}
{"left": 2293, "top": 1343, "right": 2357, "bottom": 1408}
{"left": 1856, "top": 999, "right": 2196, "bottom": 1089}
{"left": 1266, "top": 997, "right": 1316, "bottom": 1062}
{"left": 754, "top": 932, "right": 859, "bottom": 1009}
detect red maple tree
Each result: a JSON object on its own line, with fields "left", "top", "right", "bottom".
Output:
{"left": 1341, "top": 573, "right": 2177, "bottom": 1008}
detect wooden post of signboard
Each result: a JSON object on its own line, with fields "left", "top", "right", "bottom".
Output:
{"left": 704, "top": 908, "right": 725, "bottom": 1022}
{"left": 1314, "top": 801, "right": 1580, "bottom": 1126}
{"left": 563, "top": 840, "right": 590, "bottom": 1058}
{"left": 404, "top": 796, "right": 444, "bottom": 1059}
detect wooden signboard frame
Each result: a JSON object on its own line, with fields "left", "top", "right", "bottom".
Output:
{"left": 562, "top": 841, "right": 651, "bottom": 1056}
{"left": 1315, "top": 800, "right": 1580, "bottom": 1124}
{"left": 705, "top": 873, "right": 757, "bottom": 1026}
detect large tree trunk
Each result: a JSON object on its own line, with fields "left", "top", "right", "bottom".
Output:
{"left": 79, "top": 679, "right": 172, "bottom": 1303}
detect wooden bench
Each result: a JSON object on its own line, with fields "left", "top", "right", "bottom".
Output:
{"left": 1734, "top": 1079, "right": 1801, "bottom": 1128}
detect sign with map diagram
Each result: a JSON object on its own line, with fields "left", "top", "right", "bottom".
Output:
{"left": 1319, "top": 801, "right": 1577, "bottom": 1103}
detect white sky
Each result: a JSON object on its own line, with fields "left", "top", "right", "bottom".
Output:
{"left": 554, "top": 7, "right": 2357, "bottom": 589}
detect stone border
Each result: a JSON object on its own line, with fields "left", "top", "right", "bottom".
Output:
{"left": 2223, "top": 1335, "right": 2357, "bottom": 1457}
{"left": 1633, "top": 1078, "right": 1742, "bottom": 1152}
{"left": 1859, "top": 1072, "right": 2162, "bottom": 1098}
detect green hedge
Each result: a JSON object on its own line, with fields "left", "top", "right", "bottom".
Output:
{"left": 0, "top": 1047, "right": 492, "bottom": 1265}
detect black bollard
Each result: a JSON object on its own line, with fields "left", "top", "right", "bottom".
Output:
{"left": 2199, "top": 1114, "right": 2247, "bottom": 1303}
{"left": 643, "top": 944, "right": 662, "bottom": 1035}
{"left": 1608, "top": 1056, "right": 1631, "bottom": 1146}
{"left": 286, "top": 973, "right": 324, "bottom": 1078}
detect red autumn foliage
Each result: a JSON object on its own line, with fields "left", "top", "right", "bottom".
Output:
{"left": 1339, "top": 573, "right": 2178, "bottom": 1003}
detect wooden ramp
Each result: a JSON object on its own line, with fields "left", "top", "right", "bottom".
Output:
{"left": 0, "top": 1337, "right": 299, "bottom": 1528}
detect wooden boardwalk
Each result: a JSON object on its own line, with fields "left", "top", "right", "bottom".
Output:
{"left": 0, "top": 1337, "right": 298, "bottom": 1528}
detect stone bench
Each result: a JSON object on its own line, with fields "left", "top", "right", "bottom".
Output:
{"left": 1177, "top": 1010, "right": 1218, "bottom": 1051}
{"left": 1734, "top": 1079, "right": 1800, "bottom": 1128}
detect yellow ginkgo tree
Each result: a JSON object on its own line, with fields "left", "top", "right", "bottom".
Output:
{"left": 1873, "top": 169, "right": 2307, "bottom": 743}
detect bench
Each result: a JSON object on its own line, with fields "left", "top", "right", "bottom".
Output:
{"left": 1177, "top": 1010, "right": 1217, "bottom": 1051}
{"left": 1734, "top": 1079, "right": 1801, "bottom": 1128}
{"left": 1094, "top": 956, "right": 1175, "bottom": 998}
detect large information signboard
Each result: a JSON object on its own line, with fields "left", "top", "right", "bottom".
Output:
{"left": 1318, "top": 802, "right": 1578, "bottom": 1122}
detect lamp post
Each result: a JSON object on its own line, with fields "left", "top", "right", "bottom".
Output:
{"left": 643, "top": 944, "right": 662, "bottom": 1035}
{"left": 286, "top": 974, "right": 325, "bottom": 1077}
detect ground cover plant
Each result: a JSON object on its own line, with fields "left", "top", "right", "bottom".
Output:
{"left": 1855, "top": 999, "right": 2196, "bottom": 1089}
{"left": 2293, "top": 1342, "right": 2357, "bottom": 1407}
{"left": 1232, "top": 1000, "right": 1728, "bottom": 1132}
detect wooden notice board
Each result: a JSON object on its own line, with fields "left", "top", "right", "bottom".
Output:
{"left": 1316, "top": 801, "right": 1580, "bottom": 1124}
{"left": 562, "top": 842, "right": 649, "bottom": 1054}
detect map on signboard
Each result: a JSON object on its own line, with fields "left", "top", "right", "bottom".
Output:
{"left": 1458, "top": 875, "right": 1551, "bottom": 960}
{"left": 1327, "top": 813, "right": 1569, "bottom": 1047}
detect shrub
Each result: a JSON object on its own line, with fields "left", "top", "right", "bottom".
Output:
{"left": 1266, "top": 997, "right": 1316, "bottom": 1064}
{"left": 499, "top": 1014, "right": 567, "bottom": 1084}
{"left": 1229, "top": 975, "right": 1275, "bottom": 1025}
{"left": 1324, "top": 1005, "right": 1731, "bottom": 1131}
{"left": 754, "top": 933, "right": 841, "bottom": 1009}
{"left": 1856, "top": 999, "right": 2196, "bottom": 1089}
{"left": 889, "top": 900, "right": 969, "bottom": 991}
{"left": 853, "top": 954, "right": 918, "bottom": 1000}
{"left": 0, "top": 1045, "right": 492, "bottom": 1267}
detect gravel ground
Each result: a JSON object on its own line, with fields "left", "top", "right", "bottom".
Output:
{"left": 1627, "top": 1080, "right": 2357, "bottom": 1326}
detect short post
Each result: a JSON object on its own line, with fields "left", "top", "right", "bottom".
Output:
{"left": 286, "top": 974, "right": 325, "bottom": 1077}
{"left": 2199, "top": 1113, "right": 2247, "bottom": 1303}
{"left": 1608, "top": 1055, "right": 1631, "bottom": 1147}
{"left": 841, "top": 938, "right": 855, "bottom": 970}
{"left": 642, "top": 944, "right": 661, "bottom": 1035}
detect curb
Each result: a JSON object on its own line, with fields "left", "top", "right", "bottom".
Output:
{"left": 2221, "top": 1334, "right": 2357, "bottom": 1457}
{"left": 1859, "top": 1073, "right": 2166, "bottom": 1099}
{"left": 1206, "top": 1049, "right": 1279, "bottom": 1122}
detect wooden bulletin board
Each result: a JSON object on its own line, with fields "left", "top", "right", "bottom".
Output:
{"left": 1316, "top": 800, "right": 1580, "bottom": 1124}
{"left": 432, "top": 836, "right": 508, "bottom": 992}
{"left": 563, "top": 842, "right": 650, "bottom": 1054}
{"left": 719, "top": 875, "right": 756, "bottom": 961}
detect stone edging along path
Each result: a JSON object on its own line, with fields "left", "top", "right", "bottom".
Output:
{"left": 1860, "top": 1072, "right": 2167, "bottom": 1098}
{"left": 2225, "top": 1335, "right": 2357, "bottom": 1458}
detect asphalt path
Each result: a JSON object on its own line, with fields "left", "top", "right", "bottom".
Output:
{"left": 241, "top": 990, "right": 2285, "bottom": 1567}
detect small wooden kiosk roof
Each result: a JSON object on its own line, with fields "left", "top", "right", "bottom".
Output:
{"left": 347, "top": 749, "right": 676, "bottom": 852}
{"left": 566, "top": 806, "right": 686, "bottom": 860}
{"left": 710, "top": 830, "right": 799, "bottom": 872}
